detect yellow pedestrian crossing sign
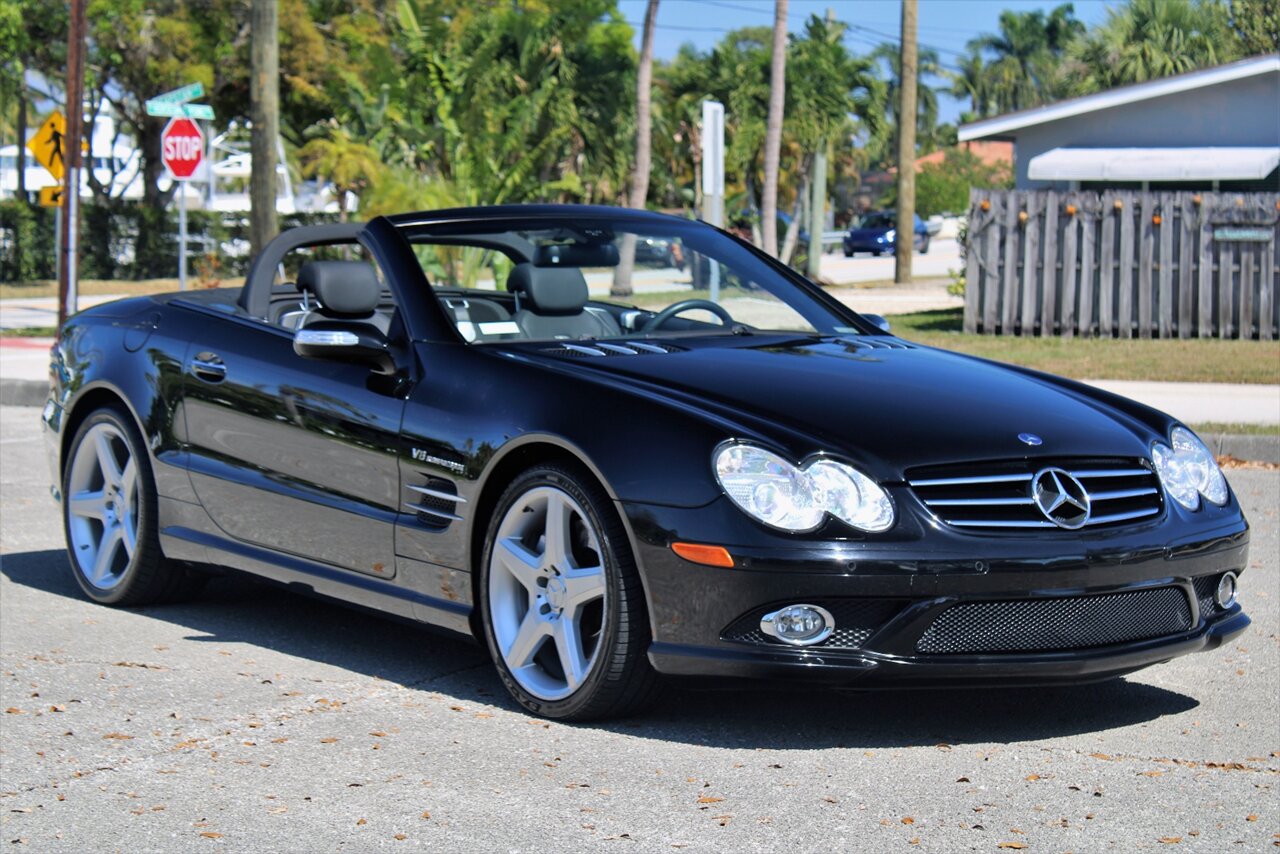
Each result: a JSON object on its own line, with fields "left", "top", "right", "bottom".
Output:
{"left": 27, "top": 111, "right": 68, "bottom": 181}
{"left": 38, "top": 186, "right": 65, "bottom": 207}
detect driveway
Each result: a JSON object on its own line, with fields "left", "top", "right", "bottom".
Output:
{"left": 1, "top": 404, "right": 1276, "bottom": 851}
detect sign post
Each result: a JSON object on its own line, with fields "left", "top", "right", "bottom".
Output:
{"left": 29, "top": 112, "right": 69, "bottom": 316}
{"left": 38, "top": 187, "right": 65, "bottom": 294}
{"left": 150, "top": 83, "right": 213, "bottom": 290}
{"left": 700, "top": 100, "right": 725, "bottom": 302}
{"left": 161, "top": 116, "right": 204, "bottom": 290}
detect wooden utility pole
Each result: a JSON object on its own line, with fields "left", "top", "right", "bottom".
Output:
{"left": 612, "top": 0, "right": 659, "bottom": 297}
{"left": 58, "top": 0, "right": 86, "bottom": 328}
{"left": 761, "top": 0, "right": 788, "bottom": 258}
{"left": 250, "top": 0, "right": 279, "bottom": 257}
{"left": 895, "top": 0, "right": 918, "bottom": 284}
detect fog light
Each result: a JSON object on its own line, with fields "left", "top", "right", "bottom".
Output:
{"left": 1215, "top": 572, "right": 1238, "bottom": 609}
{"left": 760, "top": 604, "right": 834, "bottom": 646}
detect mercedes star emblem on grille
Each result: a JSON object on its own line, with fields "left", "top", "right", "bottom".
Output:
{"left": 1018, "top": 432, "right": 1043, "bottom": 446}
{"left": 1031, "top": 467, "right": 1092, "bottom": 529}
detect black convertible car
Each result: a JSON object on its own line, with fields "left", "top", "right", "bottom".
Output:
{"left": 43, "top": 205, "right": 1249, "bottom": 720}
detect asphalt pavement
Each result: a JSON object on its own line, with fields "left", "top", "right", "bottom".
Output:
{"left": 1, "top": 404, "right": 1277, "bottom": 851}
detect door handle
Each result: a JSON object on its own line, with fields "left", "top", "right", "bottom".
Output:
{"left": 192, "top": 352, "right": 227, "bottom": 382}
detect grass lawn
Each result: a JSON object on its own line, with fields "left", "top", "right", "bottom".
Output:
{"left": 886, "top": 308, "right": 1280, "bottom": 385}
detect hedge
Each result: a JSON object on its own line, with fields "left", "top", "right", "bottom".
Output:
{"left": 0, "top": 199, "right": 341, "bottom": 284}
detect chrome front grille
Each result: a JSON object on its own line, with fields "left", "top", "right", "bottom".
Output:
{"left": 908, "top": 459, "right": 1163, "bottom": 531}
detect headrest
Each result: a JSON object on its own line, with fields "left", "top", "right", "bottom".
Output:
{"left": 297, "top": 261, "right": 381, "bottom": 317}
{"left": 506, "top": 263, "right": 589, "bottom": 315}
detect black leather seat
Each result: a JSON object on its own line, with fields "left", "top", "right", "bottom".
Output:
{"left": 507, "top": 263, "right": 620, "bottom": 340}
{"left": 293, "top": 260, "right": 391, "bottom": 335}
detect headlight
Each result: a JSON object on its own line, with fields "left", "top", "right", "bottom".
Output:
{"left": 885, "top": 229, "right": 896, "bottom": 241}
{"left": 1152, "top": 426, "right": 1228, "bottom": 510}
{"left": 714, "top": 444, "right": 895, "bottom": 533}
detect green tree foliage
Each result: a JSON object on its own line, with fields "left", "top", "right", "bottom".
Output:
{"left": 391, "top": 0, "right": 635, "bottom": 207}
{"left": 1067, "top": 0, "right": 1242, "bottom": 92}
{"left": 1229, "top": 0, "right": 1280, "bottom": 54}
{"left": 914, "top": 148, "right": 1014, "bottom": 217}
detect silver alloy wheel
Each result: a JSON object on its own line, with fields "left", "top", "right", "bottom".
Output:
{"left": 65, "top": 422, "right": 139, "bottom": 591}
{"left": 488, "top": 486, "right": 608, "bottom": 701}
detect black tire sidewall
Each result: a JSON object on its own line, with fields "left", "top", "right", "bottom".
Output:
{"left": 478, "top": 465, "right": 635, "bottom": 719}
{"left": 61, "top": 407, "right": 159, "bottom": 605}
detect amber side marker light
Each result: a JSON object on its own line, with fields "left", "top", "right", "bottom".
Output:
{"left": 671, "top": 542, "right": 735, "bottom": 568}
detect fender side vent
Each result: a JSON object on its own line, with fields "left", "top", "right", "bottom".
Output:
{"left": 404, "top": 475, "right": 464, "bottom": 527}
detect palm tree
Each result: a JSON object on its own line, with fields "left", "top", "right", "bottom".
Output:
{"left": 761, "top": 0, "right": 788, "bottom": 258}
{"left": 298, "top": 122, "right": 381, "bottom": 221}
{"left": 1068, "top": 0, "right": 1241, "bottom": 93}
{"left": 949, "top": 47, "right": 992, "bottom": 120}
{"left": 612, "top": 0, "right": 659, "bottom": 297}
{"left": 965, "top": 3, "right": 1083, "bottom": 114}
{"left": 870, "top": 43, "right": 942, "bottom": 161}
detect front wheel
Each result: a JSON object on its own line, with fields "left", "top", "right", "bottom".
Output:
{"left": 479, "top": 464, "right": 659, "bottom": 720}
{"left": 62, "top": 407, "right": 203, "bottom": 605}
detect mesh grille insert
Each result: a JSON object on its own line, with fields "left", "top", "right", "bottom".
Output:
{"left": 916, "top": 587, "right": 1192, "bottom": 655}
{"left": 1192, "top": 576, "right": 1222, "bottom": 621}
{"left": 722, "top": 600, "right": 902, "bottom": 650}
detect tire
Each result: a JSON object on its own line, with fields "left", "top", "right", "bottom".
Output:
{"left": 919, "top": 236, "right": 931, "bottom": 254}
{"left": 61, "top": 406, "right": 204, "bottom": 606}
{"left": 479, "top": 463, "right": 660, "bottom": 720}
{"left": 843, "top": 248, "right": 853, "bottom": 258}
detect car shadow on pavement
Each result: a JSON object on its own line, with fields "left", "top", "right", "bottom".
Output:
{"left": 3, "top": 548, "right": 1199, "bottom": 749}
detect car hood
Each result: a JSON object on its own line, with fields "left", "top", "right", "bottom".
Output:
{"left": 519, "top": 336, "right": 1163, "bottom": 480}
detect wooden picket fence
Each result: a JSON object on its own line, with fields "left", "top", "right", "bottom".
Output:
{"left": 963, "top": 188, "right": 1280, "bottom": 339}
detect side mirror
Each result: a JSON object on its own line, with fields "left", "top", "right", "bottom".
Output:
{"left": 294, "top": 323, "right": 396, "bottom": 375}
{"left": 862, "top": 313, "right": 892, "bottom": 333}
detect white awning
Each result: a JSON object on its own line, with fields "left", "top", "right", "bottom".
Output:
{"left": 1027, "top": 146, "right": 1280, "bottom": 182}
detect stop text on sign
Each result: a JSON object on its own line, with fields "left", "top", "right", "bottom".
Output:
{"left": 161, "top": 116, "right": 204, "bottom": 181}
{"left": 164, "top": 135, "right": 202, "bottom": 161}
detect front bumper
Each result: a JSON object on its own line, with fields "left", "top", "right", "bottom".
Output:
{"left": 623, "top": 498, "right": 1250, "bottom": 688}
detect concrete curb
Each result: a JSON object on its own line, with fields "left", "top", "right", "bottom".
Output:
{"left": 1, "top": 379, "right": 48, "bottom": 408}
{"left": 1203, "top": 432, "right": 1280, "bottom": 464}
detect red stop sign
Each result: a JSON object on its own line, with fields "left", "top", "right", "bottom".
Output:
{"left": 161, "top": 117, "right": 204, "bottom": 180}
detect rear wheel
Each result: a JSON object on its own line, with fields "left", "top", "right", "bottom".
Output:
{"left": 479, "top": 464, "right": 659, "bottom": 720}
{"left": 62, "top": 407, "right": 203, "bottom": 605}
{"left": 919, "top": 236, "right": 931, "bottom": 254}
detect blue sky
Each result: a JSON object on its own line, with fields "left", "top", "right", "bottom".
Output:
{"left": 616, "top": 0, "right": 1116, "bottom": 125}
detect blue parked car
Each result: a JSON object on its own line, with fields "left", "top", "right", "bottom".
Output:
{"left": 843, "top": 211, "right": 930, "bottom": 257}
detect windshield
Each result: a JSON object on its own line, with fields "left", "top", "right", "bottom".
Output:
{"left": 859, "top": 213, "right": 895, "bottom": 230}
{"left": 398, "top": 215, "right": 864, "bottom": 344}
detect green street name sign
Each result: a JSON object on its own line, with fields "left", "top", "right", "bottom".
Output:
{"left": 151, "top": 82, "right": 204, "bottom": 105}
{"left": 145, "top": 101, "right": 215, "bottom": 120}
